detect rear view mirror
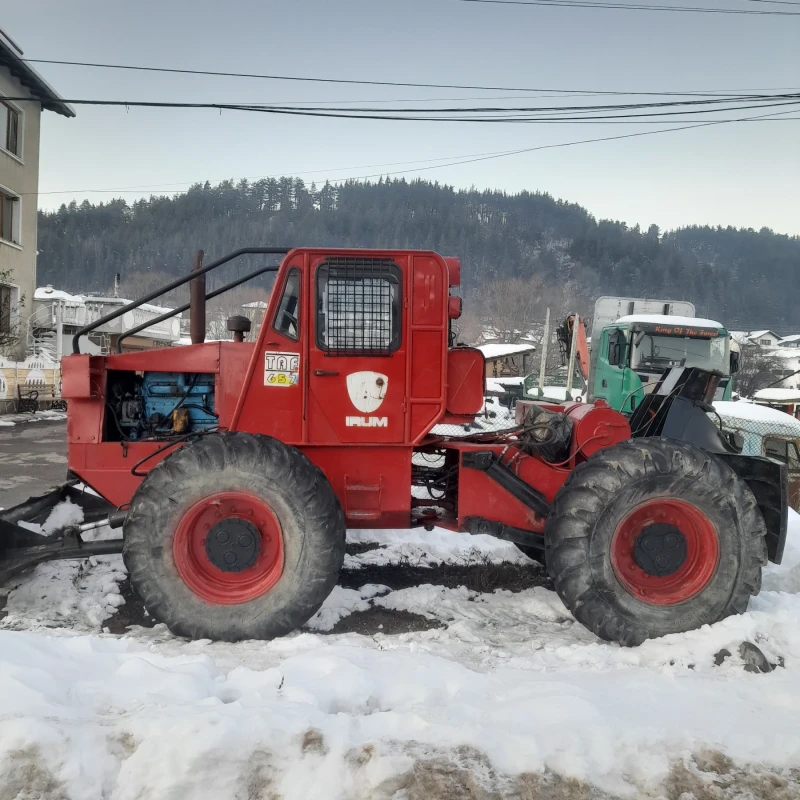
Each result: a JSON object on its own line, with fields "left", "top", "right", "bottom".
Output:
{"left": 730, "top": 351, "right": 740, "bottom": 374}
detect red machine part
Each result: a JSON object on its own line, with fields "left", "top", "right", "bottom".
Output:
{"left": 445, "top": 442, "right": 568, "bottom": 534}
{"left": 445, "top": 347, "right": 485, "bottom": 418}
{"left": 516, "top": 400, "right": 632, "bottom": 464}
{"left": 173, "top": 491, "right": 284, "bottom": 605}
{"left": 563, "top": 400, "right": 632, "bottom": 461}
{"left": 610, "top": 498, "right": 720, "bottom": 605}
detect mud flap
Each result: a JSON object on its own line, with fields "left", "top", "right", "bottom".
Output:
{"left": 718, "top": 454, "right": 788, "bottom": 565}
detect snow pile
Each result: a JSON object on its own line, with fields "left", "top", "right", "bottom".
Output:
{"left": 1, "top": 593, "right": 800, "bottom": 799}
{"left": 305, "top": 587, "right": 371, "bottom": 631}
{"left": 2, "top": 555, "right": 126, "bottom": 631}
{"left": 345, "top": 526, "right": 531, "bottom": 569}
{"left": 16, "top": 498, "right": 85, "bottom": 536}
{"left": 0, "top": 513, "right": 798, "bottom": 797}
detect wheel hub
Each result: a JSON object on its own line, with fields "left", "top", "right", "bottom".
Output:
{"left": 633, "top": 523, "right": 687, "bottom": 577}
{"left": 205, "top": 518, "right": 261, "bottom": 573}
{"left": 172, "top": 491, "right": 284, "bottom": 605}
{"left": 611, "top": 498, "right": 719, "bottom": 605}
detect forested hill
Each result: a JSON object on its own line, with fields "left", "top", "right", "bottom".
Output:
{"left": 37, "top": 178, "right": 800, "bottom": 330}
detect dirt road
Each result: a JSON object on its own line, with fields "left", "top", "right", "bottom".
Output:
{"left": 0, "top": 420, "right": 67, "bottom": 507}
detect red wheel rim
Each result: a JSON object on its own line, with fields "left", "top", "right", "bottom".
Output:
{"left": 611, "top": 498, "right": 719, "bottom": 605}
{"left": 173, "top": 491, "right": 284, "bottom": 605}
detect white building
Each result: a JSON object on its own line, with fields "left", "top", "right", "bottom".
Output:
{"left": 29, "top": 285, "right": 181, "bottom": 358}
{"left": 746, "top": 330, "right": 783, "bottom": 347}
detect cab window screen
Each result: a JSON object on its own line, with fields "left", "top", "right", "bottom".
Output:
{"left": 316, "top": 257, "right": 401, "bottom": 355}
{"left": 273, "top": 268, "right": 300, "bottom": 341}
{"left": 765, "top": 438, "right": 788, "bottom": 463}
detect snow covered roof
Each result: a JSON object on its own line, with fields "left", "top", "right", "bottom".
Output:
{"left": 746, "top": 330, "right": 782, "bottom": 342}
{"left": 34, "top": 287, "right": 82, "bottom": 303}
{"left": 779, "top": 335, "right": 800, "bottom": 344}
{"left": 86, "top": 296, "right": 177, "bottom": 316}
{"left": 477, "top": 343, "right": 536, "bottom": 360}
{"left": 36, "top": 287, "right": 179, "bottom": 318}
{"left": 242, "top": 300, "right": 269, "bottom": 309}
{"left": 615, "top": 314, "right": 723, "bottom": 329}
{"left": 754, "top": 388, "right": 800, "bottom": 402}
{"left": 714, "top": 400, "right": 800, "bottom": 434}
{"left": 489, "top": 376, "right": 525, "bottom": 386}
{"left": 526, "top": 385, "right": 585, "bottom": 403}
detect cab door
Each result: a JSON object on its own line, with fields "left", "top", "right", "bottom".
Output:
{"left": 307, "top": 255, "right": 406, "bottom": 443}
{"left": 593, "top": 328, "right": 630, "bottom": 409}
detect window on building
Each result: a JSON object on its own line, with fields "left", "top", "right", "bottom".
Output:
{"left": 316, "top": 257, "right": 401, "bottom": 355}
{"left": 0, "top": 102, "right": 20, "bottom": 157}
{"left": 0, "top": 191, "right": 18, "bottom": 243}
{"left": 273, "top": 268, "right": 300, "bottom": 341}
{"left": 759, "top": 339, "right": 771, "bottom": 346}
{"left": 0, "top": 284, "right": 12, "bottom": 335}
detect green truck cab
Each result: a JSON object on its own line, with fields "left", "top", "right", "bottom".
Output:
{"left": 592, "top": 314, "right": 735, "bottom": 412}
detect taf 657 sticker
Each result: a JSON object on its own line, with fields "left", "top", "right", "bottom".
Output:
{"left": 264, "top": 352, "right": 300, "bottom": 387}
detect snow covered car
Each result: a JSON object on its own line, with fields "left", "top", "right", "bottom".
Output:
{"left": 714, "top": 400, "right": 800, "bottom": 511}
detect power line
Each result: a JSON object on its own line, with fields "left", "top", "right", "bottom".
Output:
{"left": 451, "top": 0, "right": 800, "bottom": 13}
{"left": 5, "top": 95, "right": 798, "bottom": 123}
{"left": 35, "top": 108, "right": 796, "bottom": 199}
{"left": 20, "top": 58, "right": 798, "bottom": 97}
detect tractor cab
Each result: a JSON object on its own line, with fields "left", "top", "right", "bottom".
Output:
{"left": 61, "top": 248, "right": 485, "bottom": 517}
{"left": 592, "top": 315, "right": 733, "bottom": 412}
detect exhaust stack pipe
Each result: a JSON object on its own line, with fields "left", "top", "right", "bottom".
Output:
{"left": 190, "top": 249, "right": 206, "bottom": 345}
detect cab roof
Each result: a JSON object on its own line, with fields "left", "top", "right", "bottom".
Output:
{"left": 615, "top": 314, "right": 723, "bottom": 329}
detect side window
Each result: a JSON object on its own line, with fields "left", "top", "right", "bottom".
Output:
{"left": 608, "top": 329, "right": 623, "bottom": 367}
{"left": 273, "top": 268, "right": 300, "bottom": 341}
{"left": 316, "top": 257, "right": 401, "bottom": 355}
{"left": 789, "top": 441, "right": 800, "bottom": 470}
{"left": 765, "top": 437, "right": 788, "bottom": 463}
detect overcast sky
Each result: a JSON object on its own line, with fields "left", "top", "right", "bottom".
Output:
{"left": 4, "top": 0, "right": 799, "bottom": 233}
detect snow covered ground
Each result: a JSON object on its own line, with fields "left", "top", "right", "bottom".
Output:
{"left": 0, "top": 409, "right": 67, "bottom": 427}
{"left": 1, "top": 511, "right": 799, "bottom": 798}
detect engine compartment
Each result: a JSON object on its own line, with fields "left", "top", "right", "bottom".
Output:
{"left": 105, "top": 370, "right": 217, "bottom": 441}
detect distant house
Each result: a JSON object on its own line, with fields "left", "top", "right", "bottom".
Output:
{"left": 477, "top": 343, "right": 536, "bottom": 378}
{"left": 31, "top": 285, "right": 181, "bottom": 357}
{"left": 746, "top": 330, "right": 783, "bottom": 347}
{"left": 778, "top": 335, "right": 800, "bottom": 349}
{"left": 0, "top": 29, "right": 74, "bottom": 360}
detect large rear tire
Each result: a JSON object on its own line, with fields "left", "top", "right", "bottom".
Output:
{"left": 545, "top": 438, "right": 767, "bottom": 646}
{"left": 123, "top": 432, "right": 345, "bottom": 641}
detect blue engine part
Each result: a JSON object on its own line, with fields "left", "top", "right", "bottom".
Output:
{"left": 141, "top": 372, "right": 216, "bottom": 433}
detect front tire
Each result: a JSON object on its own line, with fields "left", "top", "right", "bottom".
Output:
{"left": 123, "top": 432, "right": 346, "bottom": 641}
{"left": 545, "top": 438, "right": 767, "bottom": 646}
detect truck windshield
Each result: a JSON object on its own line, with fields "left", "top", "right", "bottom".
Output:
{"left": 632, "top": 334, "right": 728, "bottom": 373}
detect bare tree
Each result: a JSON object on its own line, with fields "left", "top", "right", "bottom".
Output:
{"left": 733, "top": 345, "right": 788, "bottom": 398}
{"left": 451, "top": 307, "right": 483, "bottom": 345}
{"left": 475, "top": 277, "right": 547, "bottom": 343}
{"left": 120, "top": 270, "right": 188, "bottom": 306}
{"left": 205, "top": 286, "right": 272, "bottom": 341}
